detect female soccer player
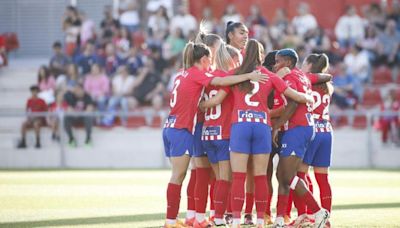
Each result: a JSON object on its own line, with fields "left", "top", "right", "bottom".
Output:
{"left": 201, "top": 39, "right": 313, "bottom": 228}
{"left": 199, "top": 42, "right": 241, "bottom": 227}
{"left": 163, "top": 42, "right": 267, "bottom": 228}
{"left": 290, "top": 53, "right": 334, "bottom": 228}
{"left": 271, "top": 49, "right": 330, "bottom": 228}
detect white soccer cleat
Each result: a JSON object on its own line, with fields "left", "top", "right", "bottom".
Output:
{"left": 287, "top": 214, "right": 313, "bottom": 228}
{"left": 313, "top": 209, "right": 330, "bottom": 228}
{"left": 273, "top": 216, "right": 286, "bottom": 228}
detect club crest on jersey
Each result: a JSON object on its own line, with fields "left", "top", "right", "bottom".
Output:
{"left": 164, "top": 115, "right": 177, "bottom": 128}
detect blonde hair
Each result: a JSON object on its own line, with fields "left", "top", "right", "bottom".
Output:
{"left": 215, "top": 42, "right": 239, "bottom": 72}
{"left": 195, "top": 20, "right": 222, "bottom": 48}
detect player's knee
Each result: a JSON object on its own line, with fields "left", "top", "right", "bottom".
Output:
{"left": 171, "top": 170, "right": 187, "bottom": 184}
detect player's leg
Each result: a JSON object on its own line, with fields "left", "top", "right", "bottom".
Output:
{"left": 214, "top": 142, "right": 231, "bottom": 226}
{"left": 163, "top": 128, "right": 193, "bottom": 227}
{"left": 229, "top": 122, "right": 252, "bottom": 228}
{"left": 185, "top": 158, "right": 196, "bottom": 225}
{"left": 32, "top": 118, "right": 43, "bottom": 148}
{"left": 244, "top": 158, "right": 255, "bottom": 225}
{"left": 209, "top": 170, "right": 216, "bottom": 222}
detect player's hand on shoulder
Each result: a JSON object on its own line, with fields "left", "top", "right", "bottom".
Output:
{"left": 276, "top": 67, "right": 291, "bottom": 78}
{"left": 249, "top": 70, "right": 269, "bottom": 83}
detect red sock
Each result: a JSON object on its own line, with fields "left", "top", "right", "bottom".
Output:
{"left": 195, "top": 168, "right": 210, "bottom": 214}
{"left": 315, "top": 173, "right": 332, "bottom": 212}
{"left": 227, "top": 190, "right": 232, "bottom": 213}
{"left": 277, "top": 194, "right": 289, "bottom": 217}
{"left": 293, "top": 172, "right": 307, "bottom": 216}
{"left": 306, "top": 173, "right": 314, "bottom": 214}
{"left": 209, "top": 178, "right": 216, "bottom": 212}
{"left": 214, "top": 180, "right": 231, "bottom": 219}
{"left": 265, "top": 193, "right": 273, "bottom": 215}
{"left": 166, "top": 183, "right": 182, "bottom": 219}
{"left": 285, "top": 190, "right": 293, "bottom": 217}
{"left": 244, "top": 192, "right": 254, "bottom": 214}
{"left": 254, "top": 175, "right": 268, "bottom": 219}
{"left": 300, "top": 189, "right": 321, "bottom": 214}
{"left": 187, "top": 169, "right": 196, "bottom": 211}
{"left": 231, "top": 172, "right": 246, "bottom": 219}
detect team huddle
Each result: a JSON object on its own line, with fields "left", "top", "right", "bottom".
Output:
{"left": 162, "top": 21, "right": 334, "bottom": 228}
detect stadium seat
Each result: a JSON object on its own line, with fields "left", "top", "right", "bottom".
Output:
{"left": 396, "top": 73, "right": 400, "bottom": 84}
{"left": 372, "top": 66, "right": 393, "bottom": 85}
{"left": 126, "top": 116, "right": 147, "bottom": 128}
{"left": 361, "top": 87, "right": 383, "bottom": 108}
{"left": 391, "top": 88, "right": 400, "bottom": 101}
{"left": 352, "top": 114, "right": 367, "bottom": 129}
{"left": 332, "top": 115, "right": 349, "bottom": 128}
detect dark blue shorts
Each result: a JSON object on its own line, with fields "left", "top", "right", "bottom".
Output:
{"left": 272, "top": 131, "right": 284, "bottom": 154}
{"left": 303, "top": 123, "right": 333, "bottom": 167}
{"left": 202, "top": 139, "right": 230, "bottom": 164}
{"left": 230, "top": 122, "right": 272, "bottom": 154}
{"left": 280, "top": 126, "right": 314, "bottom": 159}
{"left": 193, "top": 122, "right": 206, "bottom": 157}
{"left": 163, "top": 127, "right": 193, "bottom": 157}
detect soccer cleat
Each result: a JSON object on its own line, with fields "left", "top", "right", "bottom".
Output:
{"left": 164, "top": 221, "right": 186, "bottom": 228}
{"left": 17, "top": 140, "right": 27, "bottom": 149}
{"left": 35, "top": 141, "right": 41, "bottom": 149}
{"left": 243, "top": 213, "right": 254, "bottom": 225}
{"left": 284, "top": 215, "right": 291, "bottom": 224}
{"left": 287, "top": 214, "right": 313, "bottom": 228}
{"left": 68, "top": 139, "right": 77, "bottom": 148}
{"left": 193, "top": 219, "right": 212, "bottom": 228}
{"left": 324, "top": 220, "right": 331, "bottom": 228}
{"left": 313, "top": 209, "right": 329, "bottom": 228}
{"left": 185, "top": 217, "right": 195, "bottom": 227}
{"left": 272, "top": 216, "right": 285, "bottom": 228}
{"left": 264, "top": 213, "right": 273, "bottom": 225}
{"left": 224, "top": 214, "right": 233, "bottom": 225}
{"left": 176, "top": 219, "right": 190, "bottom": 227}
{"left": 209, "top": 215, "right": 215, "bottom": 223}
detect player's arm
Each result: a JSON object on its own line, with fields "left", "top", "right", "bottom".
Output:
{"left": 309, "top": 73, "right": 333, "bottom": 84}
{"left": 282, "top": 88, "right": 314, "bottom": 104}
{"left": 267, "top": 90, "right": 274, "bottom": 109}
{"left": 199, "top": 89, "right": 228, "bottom": 111}
{"left": 270, "top": 106, "right": 285, "bottom": 118}
{"left": 210, "top": 71, "right": 268, "bottom": 87}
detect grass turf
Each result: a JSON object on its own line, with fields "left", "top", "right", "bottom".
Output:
{"left": 0, "top": 169, "right": 399, "bottom": 227}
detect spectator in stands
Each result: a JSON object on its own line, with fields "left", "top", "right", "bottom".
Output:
{"left": 131, "top": 58, "right": 164, "bottom": 111}
{"left": 74, "top": 41, "right": 100, "bottom": 75}
{"left": 332, "top": 63, "right": 358, "bottom": 109}
{"left": 344, "top": 44, "right": 370, "bottom": 83}
{"left": 169, "top": 5, "right": 197, "bottom": 38}
{"left": 48, "top": 91, "right": 68, "bottom": 141}
{"left": 100, "top": 5, "right": 119, "bottom": 39}
{"left": 0, "top": 34, "right": 6, "bottom": 67}
{"left": 49, "top": 41, "right": 70, "bottom": 77}
{"left": 79, "top": 11, "right": 96, "bottom": 47}
{"left": 37, "top": 65, "right": 56, "bottom": 105}
{"left": 147, "top": 5, "right": 169, "bottom": 42}
{"left": 365, "top": 3, "right": 386, "bottom": 30}
{"left": 335, "top": 6, "right": 366, "bottom": 48}
{"left": 119, "top": 0, "right": 140, "bottom": 33}
{"left": 57, "top": 63, "right": 81, "bottom": 91}
{"left": 292, "top": 2, "right": 317, "bottom": 37}
{"left": 246, "top": 5, "right": 268, "bottom": 32}
{"left": 17, "top": 85, "right": 47, "bottom": 149}
{"left": 126, "top": 47, "right": 144, "bottom": 75}
{"left": 102, "top": 65, "right": 136, "bottom": 126}
{"left": 84, "top": 64, "right": 110, "bottom": 112}
{"left": 113, "top": 27, "right": 131, "bottom": 60}
{"left": 163, "top": 28, "right": 186, "bottom": 60}
{"left": 221, "top": 4, "right": 243, "bottom": 26}
{"left": 201, "top": 7, "right": 218, "bottom": 34}
{"left": 103, "top": 42, "right": 118, "bottom": 76}
{"left": 377, "top": 19, "right": 400, "bottom": 67}
{"left": 64, "top": 84, "right": 94, "bottom": 146}
{"left": 305, "top": 27, "right": 332, "bottom": 54}
{"left": 280, "top": 24, "right": 303, "bottom": 49}
{"left": 379, "top": 90, "right": 400, "bottom": 145}
{"left": 63, "top": 6, "right": 81, "bottom": 56}
{"left": 387, "top": 0, "right": 400, "bottom": 30}
{"left": 360, "top": 25, "right": 381, "bottom": 64}
{"left": 269, "top": 8, "right": 289, "bottom": 47}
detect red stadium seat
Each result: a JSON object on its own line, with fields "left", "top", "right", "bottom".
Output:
{"left": 151, "top": 116, "right": 163, "bottom": 128}
{"left": 352, "top": 115, "right": 367, "bottom": 129}
{"left": 332, "top": 115, "right": 349, "bottom": 128}
{"left": 372, "top": 66, "right": 393, "bottom": 86}
{"left": 391, "top": 88, "right": 400, "bottom": 101}
{"left": 396, "top": 73, "right": 400, "bottom": 84}
{"left": 126, "top": 116, "right": 146, "bottom": 128}
{"left": 361, "top": 87, "right": 383, "bottom": 108}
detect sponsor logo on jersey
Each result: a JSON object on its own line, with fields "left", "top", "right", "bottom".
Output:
{"left": 238, "top": 110, "right": 266, "bottom": 119}
{"left": 202, "top": 126, "right": 222, "bottom": 140}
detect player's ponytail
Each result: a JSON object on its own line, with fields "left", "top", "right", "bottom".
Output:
{"left": 183, "top": 42, "right": 195, "bottom": 70}
{"left": 195, "top": 21, "right": 222, "bottom": 48}
{"left": 306, "top": 53, "right": 329, "bottom": 74}
{"left": 234, "top": 39, "right": 264, "bottom": 94}
{"left": 215, "top": 42, "right": 239, "bottom": 72}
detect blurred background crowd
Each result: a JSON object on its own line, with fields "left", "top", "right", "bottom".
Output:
{"left": 1, "top": 0, "right": 399, "bottom": 147}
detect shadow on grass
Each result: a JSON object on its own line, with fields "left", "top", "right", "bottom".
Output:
{"left": 1, "top": 202, "right": 400, "bottom": 227}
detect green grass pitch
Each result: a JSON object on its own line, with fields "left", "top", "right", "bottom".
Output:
{"left": 0, "top": 169, "right": 399, "bottom": 227}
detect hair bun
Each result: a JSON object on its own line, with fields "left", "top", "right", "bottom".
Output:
{"left": 227, "top": 21, "right": 234, "bottom": 27}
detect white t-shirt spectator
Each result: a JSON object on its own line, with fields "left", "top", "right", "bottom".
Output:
{"left": 120, "top": 10, "right": 140, "bottom": 27}
{"left": 344, "top": 50, "right": 370, "bottom": 81}
{"left": 80, "top": 19, "right": 95, "bottom": 45}
{"left": 169, "top": 14, "right": 197, "bottom": 37}
{"left": 292, "top": 14, "right": 317, "bottom": 36}
{"left": 112, "top": 74, "right": 135, "bottom": 95}
{"left": 335, "top": 15, "right": 365, "bottom": 41}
